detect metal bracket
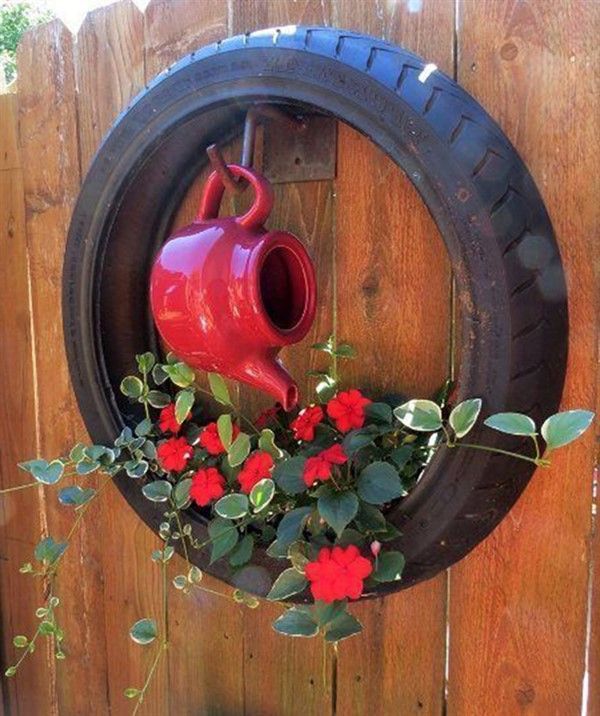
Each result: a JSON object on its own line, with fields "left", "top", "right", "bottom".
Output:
{"left": 206, "top": 105, "right": 336, "bottom": 188}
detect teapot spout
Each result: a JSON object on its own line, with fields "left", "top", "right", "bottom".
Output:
{"left": 242, "top": 354, "right": 299, "bottom": 412}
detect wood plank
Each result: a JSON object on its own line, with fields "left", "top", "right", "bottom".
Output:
{"left": 449, "top": 2, "right": 599, "bottom": 714}
{"left": 144, "top": 3, "right": 247, "bottom": 712}
{"left": 74, "top": 4, "right": 169, "bottom": 715}
{"left": 330, "top": 2, "right": 453, "bottom": 713}
{"left": 228, "top": 2, "right": 337, "bottom": 715}
{"left": 144, "top": 0, "right": 227, "bottom": 79}
{"left": 16, "top": 19, "right": 110, "bottom": 715}
{"left": 0, "top": 93, "right": 53, "bottom": 716}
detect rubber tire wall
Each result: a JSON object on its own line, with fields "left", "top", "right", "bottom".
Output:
{"left": 63, "top": 26, "right": 568, "bottom": 596}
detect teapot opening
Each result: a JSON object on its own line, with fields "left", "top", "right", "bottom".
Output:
{"left": 259, "top": 245, "right": 308, "bottom": 332}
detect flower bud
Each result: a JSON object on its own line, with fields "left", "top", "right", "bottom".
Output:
{"left": 370, "top": 540, "right": 382, "bottom": 557}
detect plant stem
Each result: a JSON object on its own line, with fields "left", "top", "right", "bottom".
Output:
{"left": 448, "top": 441, "right": 541, "bottom": 465}
{"left": 172, "top": 509, "right": 192, "bottom": 568}
{"left": 0, "top": 482, "right": 40, "bottom": 494}
{"left": 133, "top": 541, "right": 170, "bottom": 715}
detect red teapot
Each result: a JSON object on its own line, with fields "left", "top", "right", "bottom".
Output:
{"left": 149, "top": 164, "right": 317, "bottom": 411}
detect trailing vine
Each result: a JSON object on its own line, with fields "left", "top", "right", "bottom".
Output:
{"left": 0, "top": 338, "right": 594, "bottom": 710}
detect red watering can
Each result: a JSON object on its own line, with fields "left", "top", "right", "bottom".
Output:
{"left": 149, "top": 164, "right": 317, "bottom": 411}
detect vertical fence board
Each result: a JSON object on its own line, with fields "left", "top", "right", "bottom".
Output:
{"left": 449, "top": 1, "right": 599, "bottom": 714}
{"left": 16, "top": 20, "right": 111, "bottom": 714}
{"left": 0, "top": 93, "right": 53, "bottom": 716}
{"left": 144, "top": 3, "right": 246, "bottom": 714}
{"left": 227, "top": 3, "right": 337, "bottom": 714}
{"left": 144, "top": 0, "right": 227, "bottom": 78}
{"left": 331, "top": 2, "right": 453, "bottom": 714}
{"left": 74, "top": 4, "right": 168, "bottom": 715}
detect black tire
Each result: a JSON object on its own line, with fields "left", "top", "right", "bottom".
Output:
{"left": 63, "top": 26, "right": 567, "bottom": 596}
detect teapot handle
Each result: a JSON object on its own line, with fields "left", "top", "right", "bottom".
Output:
{"left": 197, "top": 164, "right": 274, "bottom": 230}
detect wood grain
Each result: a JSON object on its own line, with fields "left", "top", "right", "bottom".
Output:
{"left": 228, "top": 1, "right": 337, "bottom": 714}
{"left": 144, "top": 0, "right": 227, "bottom": 79}
{"left": 449, "top": 1, "right": 599, "bottom": 714}
{"left": 330, "top": 2, "right": 453, "bottom": 713}
{"left": 144, "top": 3, "right": 246, "bottom": 713}
{"left": 0, "top": 93, "right": 53, "bottom": 716}
{"left": 75, "top": 4, "right": 168, "bottom": 714}
{"left": 16, "top": 20, "right": 110, "bottom": 715}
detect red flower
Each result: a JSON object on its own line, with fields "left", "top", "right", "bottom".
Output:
{"left": 199, "top": 422, "right": 240, "bottom": 455}
{"left": 157, "top": 437, "right": 193, "bottom": 473}
{"left": 290, "top": 405, "right": 323, "bottom": 441}
{"left": 238, "top": 451, "right": 274, "bottom": 494}
{"left": 189, "top": 467, "right": 226, "bottom": 507}
{"left": 158, "top": 403, "right": 189, "bottom": 434}
{"left": 326, "top": 390, "right": 372, "bottom": 433}
{"left": 255, "top": 404, "right": 282, "bottom": 429}
{"left": 304, "top": 545, "right": 373, "bottom": 602}
{"left": 303, "top": 443, "right": 348, "bottom": 487}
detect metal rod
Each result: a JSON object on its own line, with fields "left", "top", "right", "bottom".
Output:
{"left": 206, "top": 144, "right": 244, "bottom": 193}
{"left": 207, "top": 104, "right": 307, "bottom": 183}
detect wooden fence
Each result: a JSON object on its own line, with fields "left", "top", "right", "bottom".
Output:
{"left": 0, "top": 0, "right": 598, "bottom": 714}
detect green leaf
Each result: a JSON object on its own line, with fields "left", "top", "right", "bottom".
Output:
{"left": 394, "top": 399, "right": 443, "bottom": 432}
{"left": 317, "top": 489, "right": 359, "bottom": 537}
{"left": 164, "top": 362, "right": 195, "bottom": 388}
{"left": 342, "top": 426, "right": 380, "bottom": 455}
{"left": 129, "top": 618, "right": 157, "bottom": 645}
{"left": 120, "top": 376, "right": 144, "bottom": 399}
{"left": 217, "top": 413, "right": 233, "bottom": 450}
{"left": 136, "top": 352, "right": 155, "bottom": 374}
{"left": 142, "top": 481, "right": 172, "bottom": 502}
{"left": 58, "top": 485, "right": 96, "bottom": 507}
{"left": 357, "top": 462, "right": 404, "bottom": 505}
{"left": 134, "top": 418, "right": 152, "bottom": 437}
{"left": 313, "top": 601, "right": 347, "bottom": 627}
{"left": 172, "top": 575, "right": 187, "bottom": 590}
{"left": 316, "top": 376, "right": 337, "bottom": 403}
{"left": 229, "top": 534, "right": 254, "bottom": 567}
{"left": 126, "top": 460, "right": 149, "bottom": 479}
{"left": 273, "top": 456, "right": 307, "bottom": 495}
{"left": 175, "top": 390, "right": 194, "bottom": 425}
{"left": 173, "top": 478, "right": 192, "bottom": 508}
{"left": 75, "top": 458, "right": 99, "bottom": 475}
{"left": 267, "top": 568, "right": 308, "bottom": 601}
{"left": 152, "top": 364, "right": 169, "bottom": 385}
{"left": 311, "top": 340, "right": 333, "bottom": 354}
{"left": 13, "top": 635, "right": 28, "bottom": 648}
{"left": 354, "top": 502, "right": 387, "bottom": 532}
{"left": 373, "top": 551, "right": 405, "bottom": 582}
{"left": 389, "top": 445, "right": 413, "bottom": 470}
{"left": 227, "top": 433, "right": 251, "bottom": 467}
{"left": 208, "top": 517, "right": 239, "bottom": 563}
{"left": 249, "top": 478, "right": 275, "bottom": 512}
{"left": 324, "top": 611, "right": 363, "bottom": 642}
{"left": 272, "top": 608, "right": 319, "bottom": 637}
{"left": 146, "top": 391, "right": 171, "bottom": 409}
{"left": 276, "top": 506, "right": 312, "bottom": 548}
{"left": 484, "top": 412, "right": 537, "bottom": 436}
{"left": 335, "top": 343, "right": 357, "bottom": 358}
{"left": 69, "top": 443, "right": 86, "bottom": 462}
{"left": 215, "top": 493, "right": 249, "bottom": 520}
{"left": 266, "top": 539, "right": 289, "bottom": 559}
{"left": 541, "top": 410, "right": 595, "bottom": 449}
{"left": 364, "top": 402, "right": 392, "bottom": 424}
{"left": 34, "top": 537, "right": 67, "bottom": 565}
{"left": 258, "top": 428, "right": 284, "bottom": 459}
{"left": 449, "top": 398, "right": 482, "bottom": 439}
{"left": 18, "top": 458, "right": 64, "bottom": 485}
{"left": 208, "top": 373, "right": 231, "bottom": 405}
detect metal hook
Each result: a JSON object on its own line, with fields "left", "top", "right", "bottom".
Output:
{"left": 206, "top": 104, "right": 306, "bottom": 190}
